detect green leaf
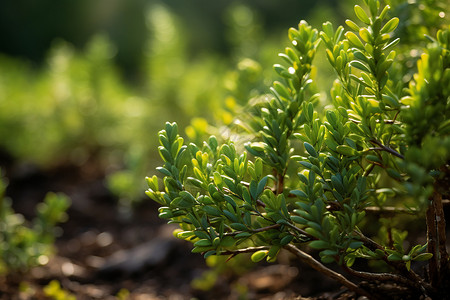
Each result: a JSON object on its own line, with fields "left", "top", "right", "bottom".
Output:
{"left": 354, "top": 5, "right": 371, "bottom": 25}
{"left": 290, "top": 190, "right": 308, "bottom": 199}
{"left": 320, "top": 255, "right": 335, "bottom": 263}
{"left": 273, "top": 81, "right": 292, "bottom": 99}
{"left": 251, "top": 250, "right": 269, "bottom": 262}
{"left": 322, "top": 21, "right": 334, "bottom": 39}
{"left": 180, "top": 191, "right": 196, "bottom": 204}
{"left": 350, "top": 60, "right": 371, "bottom": 73}
{"left": 413, "top": 253, "right": 433, "bottom": 261}
{"left": 291, "top": 215, "right": 308, "bottom": 224}
{"left": 220, "top": 236, "right": 235, "bottom": 247}
{"left": 194, "top": 230, "right": 210, "bottom": 240}
{"left": 192, "top": 246, "right": 213, "bottom": 253}
{"left": 380, "top": 17, "right": 399, "bottom": 34}
{"left": 158, "top": 147, "right": 173, "bottom": 163}
{"left": 387, "top": 253, "right": 402, "bottom": 261}
{"left": 299, "top": 161, "right": 313, "bottom": 169}
{"left": 202, "top": 206, "right": 222, "bottom": 217}
{"left": 386, "top": 168, "right": 402, "bottom": 180}
{"left": 336, "top": 145, "right": 358, "bottom": 156}
{"left": 158, "top": 211, "right": 172, "bottom": 219}
{"left": 230, "top": 223, "right": 247, "bottom": 231}
{"left": 345, "top": 19, "right": 360, "bottom": 31}
{"left": 249, "top": 180, "right": 258, "bottom": 200}
{"left": 382, "top": 38, "right": 400, "bottom": 51}
{"left": 176, "top": 231, "right": 195, "bottom": 239}
{"left": 235, "top": 232, "right": 252, "bottom": 238}
{"left": 194, "top": 239, "right": 212, "bottom": 247}
{"left": 309, "top": 240, "right": 329, "bottom": 249}
{"left": 280, "top": 235, "right": 294, "bottom": 246}
{"left": 257, "top": 176, "right": 268, "bottom": 197}
{"left": 331, "top": 175, "right": 345, "bottom": 195}
{"left": 156, "top": 167, "right": 172, "bottom": 177}
{"left": 204, "top": 250, "right": 216, "bottom": 259}
{"left": 359, "top": 28, "right": 371, "bottom": 43}
{"left": 304, "top": 142, "right": 318, "bottom": 157}
{"left": 223, "top": 210, "right": 238, "bottom": 222}
{"left": 348, "top": 241, "right": 363, "bottom": 249}
{"left": 346, "top": 32, "right": 365, "bottom": 50}
{"left": 171, "top": 197, "right": 194, "bottom": 209}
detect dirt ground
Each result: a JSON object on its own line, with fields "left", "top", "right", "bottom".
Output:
{"left": 0, "top": 156, "right": 366, "bottom": 300}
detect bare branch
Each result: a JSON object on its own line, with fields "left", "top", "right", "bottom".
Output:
{"left": 427, "top": 198, "right": 439, "bottom": 287}
{"left": 432, "top": 185, "right": 448, "bottom": 275}
{"left": 224, "top": 224, "right": 281, "bottom": 236}
{"left": 284, "top": 244, "right": 375, "bottom": 299}
{"left": 354, "top": 230, "right": 384, "bottom": 251}
{"left": 283, "top": 222, "right": 315, "bottom": 239}
{"left": 217, "top": 246, "right": 269, "bottom": 256}
{"left": 369, "top": 139, "right": 404, "bottom": 159}
{"left": 342, "top": 265, "right": 412, "bottom": 286}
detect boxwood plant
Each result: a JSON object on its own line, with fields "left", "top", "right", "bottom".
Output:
{"left": 146, "top": 0, "right": 449, "bottom": 298}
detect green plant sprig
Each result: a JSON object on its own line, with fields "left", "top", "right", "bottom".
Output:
{"left": 146, "top": 0, "right": 449, "bottom": 298}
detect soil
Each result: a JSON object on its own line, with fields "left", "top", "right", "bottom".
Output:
{"left": 0, "top": 155, "right": 368, "bottom": 300}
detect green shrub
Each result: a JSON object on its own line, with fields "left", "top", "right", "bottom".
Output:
{"left": 146, "top": 0, "right": 449, "bottom": 298}
{"left": 0, "top": 172, "right": 70, "bottom": 275}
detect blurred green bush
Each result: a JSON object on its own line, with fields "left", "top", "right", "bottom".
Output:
{"left": 0, "top": 3, "right": 279, "bottom": 209}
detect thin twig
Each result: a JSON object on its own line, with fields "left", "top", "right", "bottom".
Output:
{"left": 217, "top": 246, "right": 270, "bottom": 256}
{"left": 432, "top": 184, "right": 448, "bottom": 275}
{"left": 284, "top": 244, "right": 375, "bottom": 299}
{"left": 363, "top": 163, "right": 377, "bottom": 176}
{"left": 426, "top": 199, "right": 439, "bottom": 287}
{"left": 354, "top": 230, "right": 384, "bottom": 251}
{"left": 223, "top": 224, "right": 281, "bottom": 236}
{"left": 283, "top": 222, "right": 314, "bottom": 239}
{"left": 364, "top": 206, "right": 417, "bottom": 216}
{"left": 342, "top": 265, "right": 412, "bottom": 286}
{"left": 369, "top": 139, "right": 404, "bottom": 159}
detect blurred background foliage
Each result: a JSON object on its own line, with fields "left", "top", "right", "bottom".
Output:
{"left": 0, "top": 0, "right": 447, "bottom": 210}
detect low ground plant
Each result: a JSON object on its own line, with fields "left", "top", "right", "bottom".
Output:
{"left": 0, "top": 172, "right": 70, "bottom": 276}
{"left": 146, "top": 0, "right": 449, "bottom": 298}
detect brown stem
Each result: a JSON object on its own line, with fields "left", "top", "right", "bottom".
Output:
{"left": 363, "top": 163, "right": 377, "bottom": 177}
{"left": 342, "top": 265, "right": 412, "bottom": 286}
{"left": 354, "top": 230, "right": 384, "bottom": 251}
{"left": 284, "top": 244, "right": 374, "bottom": 299}
{"left": 275, "top": 172, "right": 284, "bottom": 195}
{"left": 433, "top": 187, "right": 448, "bottom": 270}
{"left": 218, "top": 246, "right": 269, "bottom": 256}
{"left": 256, "top": 199, "right": 266, "bottom": 207}
{"left": 369, "top": 139, "right": 404, "bottom": 159}
{"left": 283, "top": 222, "right": 315, "bottom": 240}
{"left": 426, "top": 199, "right": 439, "bottom": 288}
{"left": 343, "top": 266, "right": 433, "bottom": 299}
